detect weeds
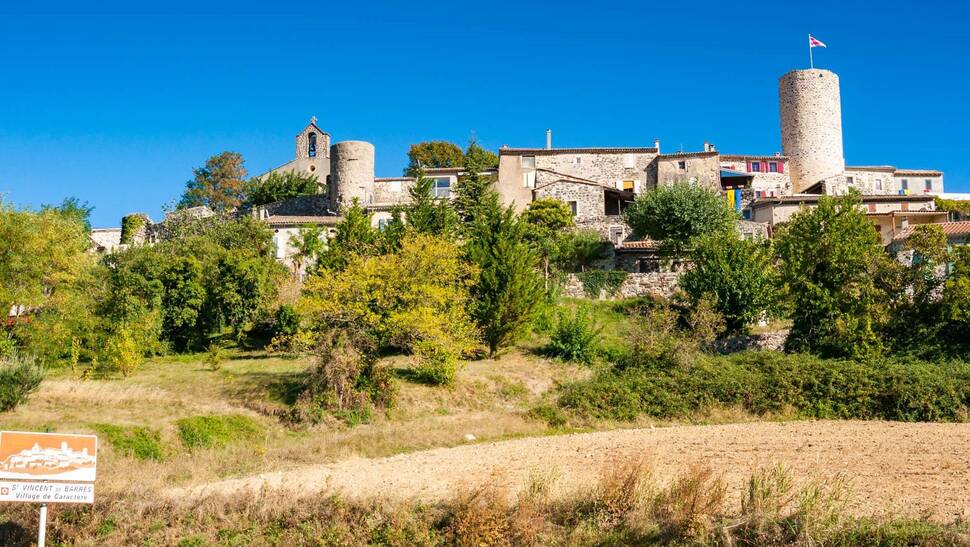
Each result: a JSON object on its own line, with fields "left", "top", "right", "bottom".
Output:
{"left": 92, "top": 423, "right": 165, "bottom": 461}
{"left": 176, "top": 414, "right": 263, "bottom": 451}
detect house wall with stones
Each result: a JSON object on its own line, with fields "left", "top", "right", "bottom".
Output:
{"left": 648, "top": 152, "right": 720, "bottom": 191}
{"left": 720, "top": 156, "right": 792, "bottom": 196}
{"left": 534, "top": 180, "right": 606, "bottom": 221}
{"left": 561, "top": 272, "right": 681, "bottom": 299}
{"left": 779, "top": 69, "right": 845, "bottom": 192}
{"left": 895, "top": 170, "right": 944, "bottom": 195}
{"left": 373, "top": 177, "right": 415, "bottom": 204}
{"left": 845, "top": 167, "right": 898, "bottom": 195}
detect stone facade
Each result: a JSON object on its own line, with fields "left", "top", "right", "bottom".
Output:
{"left": 780, "top": 69, "right": 845, "bottom": 192}
{"left": 711, "top": 330, "right": 789, "bottom": 354}
{"left": 845, "top": 166, "right": 897, "bottom": 195}
{"left": 648, "top": 152, "right": 720, "bottom": 191}
{"left": 561, "top": 272, "right": 680, "bottom": 299}
{"left": 330, "top": 141, "right": 376, "bottom": 207}
{"left": 719, "top": 155, "right": 792, "bottom": 197}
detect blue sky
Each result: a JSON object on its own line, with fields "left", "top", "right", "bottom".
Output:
{"left": 1, "top": 0, "right": 968, "bottom": 227}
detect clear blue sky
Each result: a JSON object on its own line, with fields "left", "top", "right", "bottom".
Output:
{"left": 1, "top": 0, "right": 968, "bottom": 227}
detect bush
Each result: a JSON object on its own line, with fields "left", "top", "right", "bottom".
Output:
{"left": 558, "top": 351, "right": 970, "bottom": 423}
{"left": 547, "top": 306, "right": 601, "bottom": 364}
{"left": 413, "top": 340, "right": 461, "bottom": 386}
{"left": 92, "top": 423, "right": 164, "bottom": 461}
{"left": 0, "top": 354, "right": 45, "bottom": 412}
{"left": 176, "top": 414, "right": 263, "bottom": 451}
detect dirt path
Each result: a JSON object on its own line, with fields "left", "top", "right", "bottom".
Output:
{"left": 181, "top": 420, "right": 970, "bottom": 520}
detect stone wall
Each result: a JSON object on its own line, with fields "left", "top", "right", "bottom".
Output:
{"left": 373, "top": 177, "right": 415, "bottom": 204}
{"left": 711, "top": 330, "right": 789, "bottom": 354}
{"left": 535, "top": 180, "right": 605, "bottom": 221}
{"left": 650, "top": 153, "right": 720, "bottom": 191}
{"left": 561, "top": 272, "right": 680, "bottom": 299}
{"left": 845, "top": 168, "right": 897, "bottom": 195}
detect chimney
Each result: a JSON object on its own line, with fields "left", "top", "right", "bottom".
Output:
{"left": 653, "top": 138, "right": 661, "bottom": 154}
{"left": 545, "top": 129, "right": 552, "bottom": 150}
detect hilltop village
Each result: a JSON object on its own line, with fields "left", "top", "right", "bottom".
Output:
{"left": 90, "top": 67, "right": 967, "bottom": 295}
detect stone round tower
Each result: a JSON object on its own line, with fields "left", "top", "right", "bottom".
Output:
{"left": 329, "top": 141, "right": 375, "bottom": 207}
{"left": 779, "top": 69, "right": 845, "bottom": 193}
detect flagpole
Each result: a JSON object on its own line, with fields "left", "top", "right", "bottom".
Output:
{"left": 808, "top": 34, "right": 814, "bottom": 69}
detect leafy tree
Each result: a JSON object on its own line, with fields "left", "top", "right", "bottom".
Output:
{"left": 245, "top": 170, "right": 319, "bottom": 207}
{"left": 316, "top": 200, "right": 380, "bottom": 271}
{"left": 679, "top": 233, "right": 778, "bottom": 335}
{"left": 464, "top": 137, "right": 498, "bottom": 170}
{"left": 555, "top": 229, "right": 609, "bottom": 272}
{"left": 776, "top": 192, "right": 885, "bottom": 358}
{"left": 43, "top": 197, "right": 93, "bottom": 231}
{"left": 289, "top": 225, "right": 328, "bottom": 276}
{"left": 405, "top": 141, "right": 465, "bottom": 176}
{"left": 943, "top": 246, "right": 970, "bottom": 349}
{"left": 452, "top": 139, "right": 497, "bottom": 225}
{"left": 179, "top": 151, "right": 248, "bottom": 212}
{"left": 522, "top": 198, "right": 574, "bottom": 286}
{"left": 623, "top": 182, "right": 736, "bottom": 255}
{"left": 465, "top": 194, "right": 543, "bottom": 356}
{"left": 392, "top": 170, "right": 459, "bottom": 240}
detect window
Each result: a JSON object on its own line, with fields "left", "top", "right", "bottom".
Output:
{"left": 925, "top": 179, "right": 933, "bottom": 191}
{"left": 868, "top": 203, "right": 876, "bottom": 213}
{"left": 520, "top": 156, "right": 536, "bottom": 169}
{"left": 389, "top": 180, "right": 402, "bottom": 193}
{"left": 567, "top": 201, "right": 577, "bottom": 216}
{"left": 750, "top": 162, "right": 762, "bottom": 173}
{"left": 623, "top": 154, "right": 636, "bottom": 168}
{"left": 768, "top": 162, "right": 778, "bottom": 173}
{"left": 609, "top": 227, "right": 624, "bottom": 245}
{"left": 432, "top": 177, "right": 451, "bottom": 198}
{"left": 522, "top": 171, "right": 536, "bottom": 188}
{"left": 875, "top": 179, "right": 883, "bottom": 191}
{"left": 574, "top": 156, "right": 582, "bottom": 165}
{"left": 677, "top": 160, "right": 687, "bottom": 170}
{"left": 622, "top": 180, "right": 635, "bottom": 191}
{"left": 308, "top": 132, "right": 317, "bottom": 158}
{"left": 846, "top": 176, "right": 854, "bottom": 185}
{"left": 901, "top": 179, "right": 909, "bottom": 190}
{"left": 377, "top": 218, "right": 391, "bottom": 231}
{"left": 605, "top": 197, "right": 620, "bottom": 216}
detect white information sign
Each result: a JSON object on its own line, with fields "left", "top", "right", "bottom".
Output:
{"left": 0, "top": 480, "right": 94, "bottom": 504}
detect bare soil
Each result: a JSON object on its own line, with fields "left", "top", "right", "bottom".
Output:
{"left": 181, "top": 420, "right": 970, "bottom": 521}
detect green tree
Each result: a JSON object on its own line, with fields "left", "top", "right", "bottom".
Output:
{"left": 289, "top": 225, "right": 328, "bottom": 276}
{"left": 393, "top": 170, "right": 459, "bottom": 240}
{"left": 776, "top": 192, "right": 885, "bottom": 358}
{"left": 623, "top": 182, "right": 735, "bottom": 255}
{"left": 464, "top": 137, "right": 498, "bottom": 170}
{"left": 317, "top": 200, "right": 380, "bottom": 271}
{"left": 522, "top": 198, "right": 574, "bottom": 287}
{"left": 405, "top": 141, "right": 465, "bottom": 176}
{"left": 452, "top": 139, "right": 497, "bottom": 225}
{"left": 245, "top": 170, "right": 319, "bottom": 207}
{"left": 179, "top": 151, "right": 248, "bottom": 212}
{"left": 465, "top": 194, "right": 543, "bottom": 356}
{"left": 554, "top": 229, "right": 609, "bottom": 272}
{"left": 679, "top": 233, "right": 778, "bottom": 335}
{"left": 943, "top": 246, "right": 970, "bottom": 350}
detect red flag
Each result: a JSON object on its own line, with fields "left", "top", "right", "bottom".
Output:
{"left": 809, "top": 35, "right": 827, "bottom": 48}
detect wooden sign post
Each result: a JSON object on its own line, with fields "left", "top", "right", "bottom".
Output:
{"left": 0, "top": 431, "right": 98, "bottom": 546}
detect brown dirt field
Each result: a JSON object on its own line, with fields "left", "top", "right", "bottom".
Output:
{"left": 179, "top": 420, "right": 970, "bottom": 521}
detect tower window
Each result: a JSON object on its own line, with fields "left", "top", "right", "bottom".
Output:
{"left": 768, "top": 162, "right": 778, "bottom": 173}
{"left": 308, "top": 132, "right": 317, "bottom": 158}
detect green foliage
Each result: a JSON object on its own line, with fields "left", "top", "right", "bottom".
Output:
{"left": 559, "top": 351, "right": 970, "bottom": 423}
{"left": 464, "top": 195, "right": 544, "bottom": 357}
{"left": 943, "top": 246, "right": 970, "bottom": 349}
{"left": 176, "top": 414, "right": 263, "bottom": 450}
{"left": 43, "top": 197, "right": 94, "bottom": 231}
{"left": 414, "top": 339, "right": 461, "bottom": 385}
{"left": 103, "top": 327, "right": 143, "bottom": 377}
{"left": 119, "top": 214, "right": 147, "bottom": 245}
{"left": 548, "top": 305, "right": 602, "bottom": 364}
{"left": 178, "top": 151, "right": 249, "bottom": 212}
{"left": 623, "top": 182, "right": 736, "bottom": 255}
{"left": 405, "top": 141, "right": 466, "bottom": 176}
{"left": 933, "top": 196, "right": 970, "bottom": 217}
{"left": 452, "top": 138, "right": 498, "bottom": 225}
{"left": 388, "top": 170, "right": 459, "bottom": 242}
{"left": 523, "top": 198, "right": 574, "bottom": 285}
{"left": 463, "top": 137, "right": 498, "bottom": 170}
{"left": 92, "top": 423, "right": 165, "bottom": 461}
{"left": 776, "top": 192, "right": 885, "bottom": 359}
{"left": 0, "top": 354, "right": 45, "bottom": 412}
{"left": 576, "top": 270, "right": 628, "bottom": 298}
{"left": 288, "top": 225, "right": 327, "bottom": 275}
{"left": 679, "top": 233, "right": 779, "bottom": 335}
{"left": 245, "top": 170, "right": 319, "bottom": 207}
{"left": 316, "top": 200, "right": 381, "bottom": 271}
{"left": 554, "top": 229, "right": 610, "bottom": 272}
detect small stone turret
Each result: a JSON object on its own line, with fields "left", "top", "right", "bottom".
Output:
{"left": 779, "top": 69, "right": 845, "bottom": 193}
{"left": 329, "top": 141, "right": 376, "bottom": 208}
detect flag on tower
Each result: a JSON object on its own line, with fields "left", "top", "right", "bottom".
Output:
{"left": 809, "top": 35, "right": 826, "bottom": 48}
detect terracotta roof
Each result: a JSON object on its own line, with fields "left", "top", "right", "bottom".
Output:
{"left": 895, "top": 169, "right": 943, "bottom": 177}
{"left": 265, "top": 215, "right": 341, "bottom": 227}
{"left": 616, "top": 239, "right": 661, "bottom": 250}
{"left": 894, "top": 221, "right": 970, "bottom": 241}
{"left": 720, "top": 154, "right": 788, "bottom": 161}
{"left": 499, "top": 147, "right": 658, "bottom": 156}
{"left": 866, "top": 210, "right": 947, "bottom": 217}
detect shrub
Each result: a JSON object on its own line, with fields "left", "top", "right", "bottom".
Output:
{"left": 92, "top": 423, "right": 164, "bottom": 461}
{"left": 548, "top": 306, "right": 601, "bottom": 364}
{"left": 413, "top": 340, "right": 461, "bottom": 386}
{"left": 0, "top": 354, "right": 45, "bottom": 412}
{"left": 102, "top": 327, "right": 142, "bottom": 377}
{"left": 204, "top": 343, "right": 226, "bottom": 371}
{"left": 623, "top": 182, "right": 736, "bottom": 256}
{"left": 176, "top": 414, "right": 263, "bottom": 451}
{"left": 558, "top": 351, "right": 970, "bottom": 423}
